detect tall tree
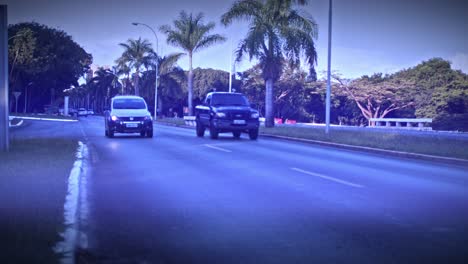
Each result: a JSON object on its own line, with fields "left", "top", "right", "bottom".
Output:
{"left": 333, "top": 73, "right": 414, "bottom": 126}
{"left": 8, "top": 22, "right": 92, "bottom": 112}
{"left": 221, "top": 0, "right": 318, "bottom": 127}
{"left": 116, "top": 38, "right": 154, "bottom": 96}
{"left": 160, "top": 10, "right": 226, "bottom": 115}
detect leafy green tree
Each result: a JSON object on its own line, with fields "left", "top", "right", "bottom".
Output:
{"left": 333, "top": 73, "right": 414, "bottom": 125}
{"left": 8, "top": 22, "right": 92, "bottom": 112}
{"left": 160, "top": 10, "right": 226, "bottom": 115}
{"left": 116, "top": 38, "right": 154, "bottom": 96}
{"left": 90, "top": 67, "right": 121, "bottom": 112}
{"left": 221, "top": 0, "right": 318, "bottom": 127}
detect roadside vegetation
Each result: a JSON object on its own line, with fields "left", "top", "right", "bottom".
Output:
{"left": 260, "top": 126, "right": 468, "bottom": 160}
{"left": 8, "top": 1, "right": 467, "bottom": 132}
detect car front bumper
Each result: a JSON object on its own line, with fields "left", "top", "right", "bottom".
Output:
{"left": 108, "top": 120, "right": 153, "bottom": 133}
{"left": 212, "top": 118, "right": 259, "bottom": 132}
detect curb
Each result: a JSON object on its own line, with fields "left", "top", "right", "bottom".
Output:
{"left": 10, "top": 115, "right": 78, "bottom": 122}
{"left": 156, "top": 121, "right": 468, "bottom": 166}
{"left": 261, "top": 134, "right": 468, "bottom": 166}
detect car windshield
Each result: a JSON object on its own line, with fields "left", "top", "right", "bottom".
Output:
{"left": 211, "top": 94, "right": 249, "bottom": 106}
{"left": 113, "top": 98, "right": 146, "bottom": 109}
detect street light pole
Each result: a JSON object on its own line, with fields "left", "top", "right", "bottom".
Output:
{"left": 325, "top": 0, "right": 333, "bottom": 134}
{"left": 132, "top": 22, "right": 159, "bottom": 121}
{"left": 0, "top": 5, "right": 9, "bottom": 151}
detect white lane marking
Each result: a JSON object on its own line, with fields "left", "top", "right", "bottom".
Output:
{"left": 291, "top": 167, "right": 364, "bottom": 188}
{"left": 54, "top": 141, "right": 89, "bottom": 264}
{"left": 10, "top": 116, "right": 78, "bottom": 122}
{"left": 204, "top": 144, "right": 232, "bottom": 153}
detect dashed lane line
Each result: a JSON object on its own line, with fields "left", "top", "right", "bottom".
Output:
{"left": 204, "top": 144, "right": 233, "bottom": 153}
{"left": 291, "top": 167, "right": 364, "bottom": 188}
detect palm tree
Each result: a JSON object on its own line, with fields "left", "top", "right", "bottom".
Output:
{"left": 116, "top": 38, "right": 154, "bottom": 96}
{"left": 160, "top": 10, "right": 226, "bottom": 115}
{"left": 139, "top": 52, "right": 186, "bottom": 115}
{"left": 221, "top": 0, "right": 318, "bottom": 127}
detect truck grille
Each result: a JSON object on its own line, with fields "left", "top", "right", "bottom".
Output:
{"left": 227, "top": 112, "right": 249, "bottom": 119}
{"left": 118, "top": 116, "right": 145, "bottom": 121}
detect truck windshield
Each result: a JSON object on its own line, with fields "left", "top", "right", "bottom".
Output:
{"left": 211, "top": 94, "right": 249, "bottom": 106}
{"left": 113, "top": 99, "right": 146, "bottom": 109}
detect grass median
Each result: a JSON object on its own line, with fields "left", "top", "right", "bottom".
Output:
{"left": 0, "top": 138, "right": 78, "bottom": 263}
{"left": 261, "top": 126, "right": 468, "bottom": 160}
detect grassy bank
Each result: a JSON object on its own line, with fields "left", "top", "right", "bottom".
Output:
{"left": 261, "top": 126, "right": 468, "bottom": 160}
{"left": 0, "top": 138, "right": 78, "bottom": 263}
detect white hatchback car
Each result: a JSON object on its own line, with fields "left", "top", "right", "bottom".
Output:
{"left": 104, "top": 96, "right": 153, "bottom": 138}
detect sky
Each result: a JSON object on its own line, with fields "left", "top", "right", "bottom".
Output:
{"left": 2, "top": 0, "right": 467, "bottom": 79}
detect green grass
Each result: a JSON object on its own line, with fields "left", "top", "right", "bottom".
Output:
{"left": 261, "top": 126, "right": 468, "bottom": 160}
{"left": 11, "top": 112, "right": 77, "bottom": 120}
{"left": 0, "top": 138, "right": 78, "bottom": 263}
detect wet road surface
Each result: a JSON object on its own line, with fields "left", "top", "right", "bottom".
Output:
{"left": 78, "top": 116, "right": 468, "bottom": 264}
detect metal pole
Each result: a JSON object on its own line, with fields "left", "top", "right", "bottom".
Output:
{"left": 0, "top": 5, "right": 9, "bottom": 151}
{"left": 325, "top": 0, "right": 332, "bottom": 134}
{"left": 229, "top": 39, "right": 233, "bottom": 93}
{"left": 132, "top": 22, "right": 159, "bottom": 120}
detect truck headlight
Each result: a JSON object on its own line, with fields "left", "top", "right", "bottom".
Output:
{"left": 111, "top": 115, "right": 119, "bottom": 121}
{"left": 144, "top": 115, "right": 152, "bottom": 121}
{"left": 216, "top": 112, "right": 226, "bottom": 118}
{"left": 251, "top": 112, "right": 259, "bottom": 119}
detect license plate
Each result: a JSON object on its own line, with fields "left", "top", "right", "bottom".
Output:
{"left": 126, "top": 123, "right": 138, "bottom": 128}
{"left": 233, "top": 120, "right": 246, "bottom": 125}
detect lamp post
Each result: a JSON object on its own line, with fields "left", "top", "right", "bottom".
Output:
{"left": 325, "top": 0, "right": 333, "bottom": 134}
{"left": 132, "top": 22, "right": 159, "bottom": 120}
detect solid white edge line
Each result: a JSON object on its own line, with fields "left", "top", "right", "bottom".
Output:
{"left": 10, "top": 116, "right": 78, "bottom": 122}
{"left": 291, "top": 167, "right": 364, "bottom": 188}
{"left": 204, "top": 144, "right": 232, "bottom": 153}
{"left": 54, "top": 141, "right": 88, "bottom": 264}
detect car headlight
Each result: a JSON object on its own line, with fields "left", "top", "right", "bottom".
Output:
{"left": 251, "top": 112, "right": 259, "bottom": 119}
{"left": 215, "top": 112, "right": 226, "bottom": 118}
{"left": 111, "top": 115, "right": 118, "bottom": 121}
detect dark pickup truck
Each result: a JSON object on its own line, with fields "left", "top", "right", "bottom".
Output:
{"left": 194, "top": 92, "right": 260, "bottom": 140}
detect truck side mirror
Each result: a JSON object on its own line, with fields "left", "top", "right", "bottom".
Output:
{"left": 250, "top": 103, "right": 257, "bottom": 109}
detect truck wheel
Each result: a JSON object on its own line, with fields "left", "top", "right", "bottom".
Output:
{"left": 105, "top": 129, "right": 109, "bottom": 137}
{"left": 232, "top": 131, "right": 241, "bottom": 138}
{"left": 146, "top": 130, "right": 153, "bottom": 138}
{"left": 140, "top": 131, "right": 146, "bottom": 137}
{"left": 210, "top": 124, "right": 219, "bottom": 139}
{"left": 196, "top": 119, "right": 205, "bottom": 137}
{"left": 249, "top": 129, "right": 258, "bottom": 140}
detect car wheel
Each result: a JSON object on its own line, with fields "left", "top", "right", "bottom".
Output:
{"left": 210, "top": 123, "right": 219, "bottom": 139}
{"left": 146, "top": 130, "right": 153, "bottom": 138}
{"left": 233, "top": 131, "right": 241, "bottom": 139}
{"left": 249, "top": 129, "right": 258, "bottom": 140}
{"left": 109, "top": 130, "right": 114, "bottom": 138}
{"left": 196, "top": 119, "right": 205, "bottom": 137}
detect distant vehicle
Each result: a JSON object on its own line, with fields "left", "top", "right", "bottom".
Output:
{"left": 104, "top": 95, "right": 153, "bottom": 138}
{"left": 195, "top": 92, "right": 260, "bottom": 140}
{"left": 78, "top": 108, "right": 88, "bottom": 117}
{"left": 87, "top": 109, "right": 94, "bottom": 115}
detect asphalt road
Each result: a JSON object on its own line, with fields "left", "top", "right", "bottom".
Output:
{"left": 72, "top": 116, "right": 468, "bottom": 263}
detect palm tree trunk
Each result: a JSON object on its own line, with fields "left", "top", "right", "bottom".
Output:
{"left": 265, "top": 78, "right": 274, "bottom": 127}
{"left": 135, "top": 70, "right": 140, "bottom": 96}
{"left": 188, "top": 51, "right": 193, "bottom": 116}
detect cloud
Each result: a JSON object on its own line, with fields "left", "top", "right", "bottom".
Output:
{"left": 450, "top": 52, "right": 468, "bottom": 73}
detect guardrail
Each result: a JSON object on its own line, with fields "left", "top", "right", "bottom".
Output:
{"left": 369, "top": 118, "right": 432, "bottom": 130}
{"left": 183, "top": 116, "right": 196, "bottom": 126}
